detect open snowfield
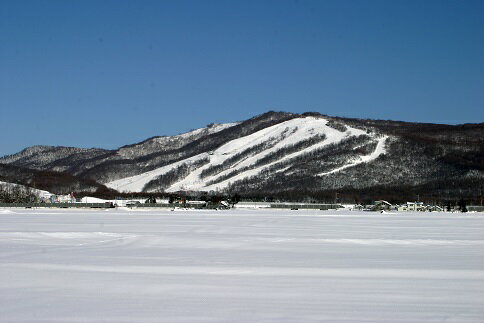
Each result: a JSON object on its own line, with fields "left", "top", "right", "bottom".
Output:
{"left": 1, "top": 208, "right": 483, "bottom": 322}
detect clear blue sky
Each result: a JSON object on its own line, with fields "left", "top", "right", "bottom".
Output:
{"left": 1, "top": 0, "right": 483, "bottom": 157}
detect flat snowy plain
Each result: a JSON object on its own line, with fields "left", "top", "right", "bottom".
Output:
{"left": 1, "top": 208, "right": 483, "bottom": 322}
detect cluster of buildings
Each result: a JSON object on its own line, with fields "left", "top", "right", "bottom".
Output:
{"left": 38, "top": 192, "right": 76, "bottom": 204}
{"left": 357, "top": 200, "right": 445, "bottom": 212}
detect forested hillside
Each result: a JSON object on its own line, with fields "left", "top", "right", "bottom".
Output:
{"left": 1, "top": 111, "right": 482, "bottom": 203}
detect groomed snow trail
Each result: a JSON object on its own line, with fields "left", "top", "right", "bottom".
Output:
{"left": 1, "top": 209, "right": 483, "bottom": 322}
{"left": 318, "top": 135, "right": 388, "bottom": 176}
{"left": 106, "top": 153, "right": 209, "bottom": 192}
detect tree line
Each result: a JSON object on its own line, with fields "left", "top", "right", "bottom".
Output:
{"left": 0, "top": 184, "right": 39, "bottom": 203}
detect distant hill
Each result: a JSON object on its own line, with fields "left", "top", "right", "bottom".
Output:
{"left": 0, "top": 163, "right": 111, "bottom": 195}
{"left": 1, "top": 111, "right": 482, "bottom": 203}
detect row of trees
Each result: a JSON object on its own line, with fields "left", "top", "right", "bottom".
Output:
{"left": 206, "top": 134, "right": 329, "bottom": 186}
{"left": 143, "top": 157, "right": 210, "bottom": 191}
{"left": 0, "top": 184, "right": 39, "bottom": 203}
{"left": 200, "top": 135, "right": 282, "bottom": 179}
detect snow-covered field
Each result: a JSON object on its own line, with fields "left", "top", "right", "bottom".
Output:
{"left": 1, "top": 209, "right": 483, "bottom": 322}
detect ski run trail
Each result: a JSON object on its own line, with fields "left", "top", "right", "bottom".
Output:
{"left": 107, "top": 116, "right": 388, "bottom": 192}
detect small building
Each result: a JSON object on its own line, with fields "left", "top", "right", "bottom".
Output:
{"left": 425, "top": 205, "right": 444, "bottom": 212}
{"left": 371, "top": 200, "right": 393, "bottom": 211}
{"left": 186, "top": 200, "right": 209, "bottom": 209}
{"left": 398, "top": 202, "right": 425, "bottom": 212}
{"left": 50, "top": 194, "right": 76, "bottom": 203}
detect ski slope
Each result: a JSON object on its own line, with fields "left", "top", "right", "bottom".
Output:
{"left": 107, "top": 117, "right": 387, "bottom": 192}
{"left": 1, "top": 209, "right": 483, "bottom": 322}
{"left": 106, "top": 153, "right": 209, "bottom": 192}
{"left": 318, "top": 135, "right": 388, "bottom": 176}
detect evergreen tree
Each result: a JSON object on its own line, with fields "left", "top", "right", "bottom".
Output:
{"left": 457, "top": 198, "right": 467, "bottom": 213}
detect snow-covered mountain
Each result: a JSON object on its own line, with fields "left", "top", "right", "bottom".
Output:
{"left": 0, "top": 163, "right": 110, "bottom": 195}
{"left": 106, "top": 116, "right": 387, "bottom": 193}
{"left": 1, "top": 111, "right": 482, "bottom": 200}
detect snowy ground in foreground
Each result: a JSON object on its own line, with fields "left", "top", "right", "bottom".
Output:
{"left": 1, "top": 209, "right": 483, "bottom": 322}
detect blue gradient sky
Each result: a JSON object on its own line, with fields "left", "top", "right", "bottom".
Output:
{"left": 1, "top": 0, "right": 483, "bottom": 156}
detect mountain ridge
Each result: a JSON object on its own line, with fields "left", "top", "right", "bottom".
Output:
{"left": 1, "top": 111, "right": 482, "bottom": 201}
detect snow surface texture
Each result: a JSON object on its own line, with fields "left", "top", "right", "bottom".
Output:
{"left": 1, "top": 209, "right": 483, "bottom": 322}
{"left": 106, "top": 117, "right": 386, "bottom": 192}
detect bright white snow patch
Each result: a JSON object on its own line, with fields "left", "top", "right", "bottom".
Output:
{"left": 80, "top": 196, "right": 108, "bottom": 203}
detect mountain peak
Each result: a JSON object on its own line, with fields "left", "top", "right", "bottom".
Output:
{"left": 0, "top": 112, "right": 482, "bottom": 202}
